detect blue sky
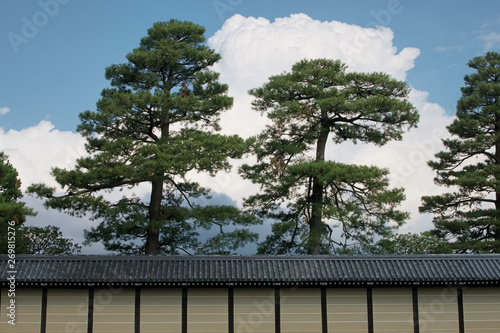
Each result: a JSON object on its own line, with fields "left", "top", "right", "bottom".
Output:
{"left": 1, "top": 0, "right": 499, "bottom": 131}
{"left": 1, "top": 0, "right": 500, "bottom": 253}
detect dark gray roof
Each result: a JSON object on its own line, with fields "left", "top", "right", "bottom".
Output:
{"left": 1, "top": 255, "right": 499, "bottom": 287}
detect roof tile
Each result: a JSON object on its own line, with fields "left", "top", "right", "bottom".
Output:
{"left": 1, "top": 254, "right": 499, "bottom": 287}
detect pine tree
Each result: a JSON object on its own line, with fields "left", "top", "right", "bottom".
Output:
{"left": 28, "top": 20, "right": 260, "bottom": 254}
{"left": 420, "top": 52, "right": 500, "bottom": 253}
{"left": 369, "top": 232, "right": 452, "bottom": 254}
{"left": 0, "top": 152, "right": 36, "bottom": 253}
{"left": 17, "top": 225, "right": 82, "bottom": 255}
{"left": 240, "top": 59, "right": 418, "bottom": 254}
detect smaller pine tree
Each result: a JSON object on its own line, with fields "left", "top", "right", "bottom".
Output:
{"left": 420, "top": 52, "right": 500, "bottom": 253}
{"left": 0, "top": 152, "right": 36, "bottom": 253}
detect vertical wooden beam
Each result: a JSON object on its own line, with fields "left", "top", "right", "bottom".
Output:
{"left": 274, "top": 288, "right": 281, "bottom": 333}
{"left": 228, "top": 288, "right": 234, "bottom": 333}
{"left": 367, "top": 287, "right": 373, "bottom": 333}
{"left": 457, "top": 286, "right": 465, "bottom": 333}
{"left": 182, "top": 288, "right": 188, "bottom": 333}
{"left": 135, "top": 287, "right": 141, "bottom": 333}
{"left": 412, "top": 286, "right": 420, "bottom": 333}
{"left": 40, "top": 288, "right": 48, "bottom": 333}
{"left": 321, "top": 287, "right": 328, "bottom": 333}
{"left": 87, "top": 288, "right": 94, "bottom": 333}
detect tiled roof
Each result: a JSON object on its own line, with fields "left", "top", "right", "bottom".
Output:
{"left": 1, "top": 255, "right": 499, "bottom": 287}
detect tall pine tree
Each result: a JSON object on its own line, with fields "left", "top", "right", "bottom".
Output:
{"left": 420, "top": 52, "right": 500, "bottom": 253}
{"left": 28, "top": 20, "right": 260, "bottom": 254}
{"left": 240, "top": 59, "right": 418, "bottom": 254}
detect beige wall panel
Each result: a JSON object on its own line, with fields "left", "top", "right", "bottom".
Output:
{"left": 373, "top": 287, "right": 413, "bottom": 333}
{"left": 0, "top": 288, "right": 42, "bottom": 333}
{"left": 140, "top": 288, "right": 182, "bottom": 333}
{"left": 93, "top": 287, "right": 135, "bottom": 333}
{"left": 188, "top": 288, "right": 228, "bottom": 333}
{"left": 46, "top": 289, "right": 88, "bottom": 333}
{"left": 463, "top": 287, "right": 500, "bottom": 332}
{"left": 418, "top": 287, "right": 458, "bottom": 333}
{"left": 234, "top": 288, "right": 275, "bottom": 333}
{"left": 327, "top": 288, "right": 368, "bottom": 333}
{"left": 280, "top": 288, "right": 322, "bottom": 333}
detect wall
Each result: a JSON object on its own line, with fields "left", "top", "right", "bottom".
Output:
{"left": 1, "top": 286, "right": 499, "bottom": 332}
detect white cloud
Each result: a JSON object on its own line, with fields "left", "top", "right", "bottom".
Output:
{"left": 0, "top": 120, "right": 87, "bottom": 190}
{"left": 209, "top": 13, "right": 420, "bottom": 84}
{"left": 209, "top": 13, "right": 420, "bottom": 138}
{"left": 479, "top": 32, "right": 500, "bottom": 51}
{"left": 434, "top": 45, "right": 464, "bottom": 53}
{"left": 481, "top": 16, "right": 500, "bottom": 29}
{"left": 480, "top": 31, "right": 500, "bottom": 51}
{"left": 0, "top": 107, "right": 10, "bottom": 116}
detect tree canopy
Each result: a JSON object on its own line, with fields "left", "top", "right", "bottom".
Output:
{"left": 240, "top": 59, "right": 419, "bottom": 254}
{"left": 28, "top": 20, "right": 260, "bottom": 255}
{"left": 369, "top": 232, "right": 453, "bottom": 254}
{"left": 16, "top": 225, "right": 82, "bottom": 255}
{"left": 0, "top": 152, "right": 35, "bottom": 226}
{"left": 420, "top": 51, "right": 500, "bottom": 253}
{"left": 0, "top": 152, "right": 37, "bottom": 253}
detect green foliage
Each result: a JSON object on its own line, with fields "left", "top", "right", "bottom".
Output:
{"left": 13, "top": 225, "right": 82, "bottom": 255}
{"left": 0, "top": 152, "right": 37, "bottom": 254}
{"left": 0, "top": 152, "right": 36, "bottom": 226}
{"left": 28, "top": 20, "right": 260, "bottom": 254}
{"left": 420, "top": 52, "right": 500, "bottom": 253}
{"left": 241, "top": 58, "right": 418, "bottom": 254}
{"left": 248, "top": 59, "right": 418, "bottom": 146}
{"left": 369, "top": 231, "right": 453, "bottom": 254}
{"left": 249, "top": 161, "right": 409, "bottom": 254}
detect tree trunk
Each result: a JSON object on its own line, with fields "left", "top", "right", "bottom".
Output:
{"left": 145, "top": 102, "right": 170, "bottom": 254}
{"left": 308, "top": 126, "right": 329, "bottom": 254}
{"left": 145, "top": 179, "right": 163, "bottom": 254}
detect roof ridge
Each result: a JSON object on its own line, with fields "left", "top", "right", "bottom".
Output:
{"left": 4, "top": 254, "right": 500, "bottom": 260}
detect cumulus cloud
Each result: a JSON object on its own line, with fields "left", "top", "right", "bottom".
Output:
{"left": 208, "top": 13, "right": 420, "bottom": 138}
{"left": 209, "top": 13, "right": 420, "bottom": 84}
{"left": 0, "top": 107, "right": 10, "bottom": 116}
{"left": 0, "top": 120, "right": 87, "bottom": 190}
{"left": 207, "top": 14, "right": 454, "bottom": 233}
